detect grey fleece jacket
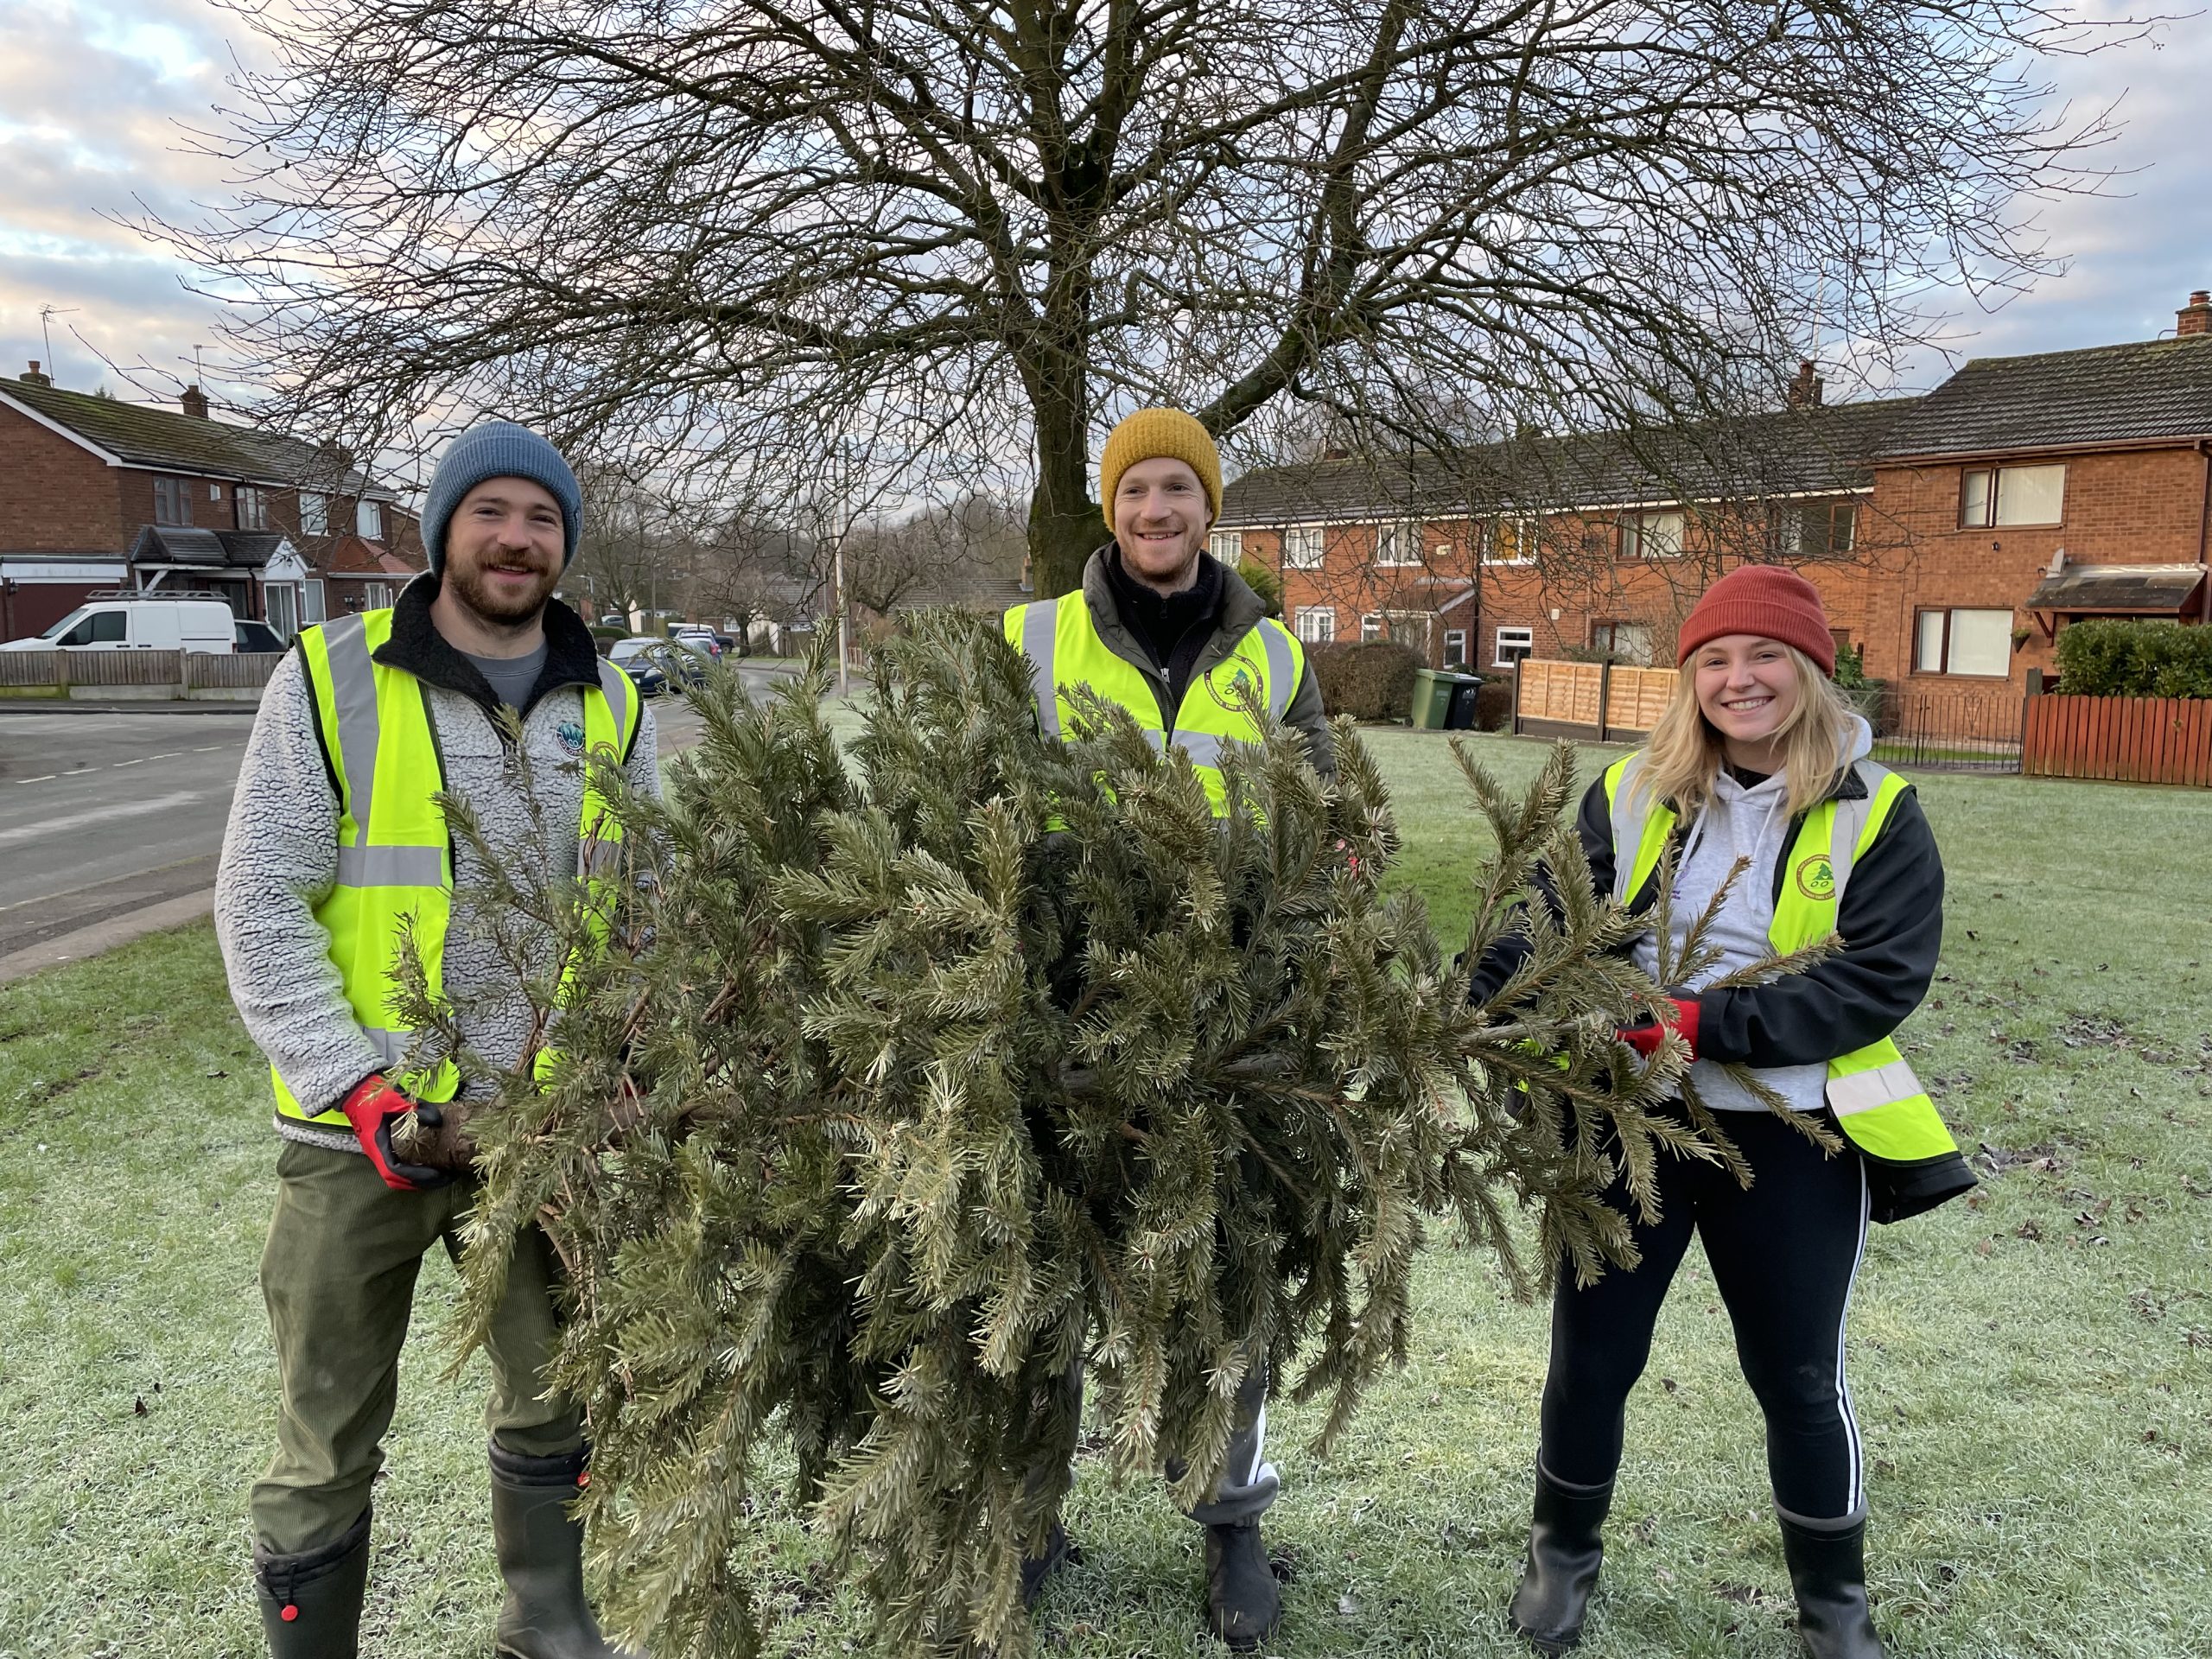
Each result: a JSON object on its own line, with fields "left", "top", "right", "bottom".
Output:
{"left": 214, "top": 584, "right": 658, "bottom": 1149}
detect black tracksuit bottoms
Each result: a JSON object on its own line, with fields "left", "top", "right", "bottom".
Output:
{"left": 1539, "top": 1107, "right": 1872, "bottom": 1522}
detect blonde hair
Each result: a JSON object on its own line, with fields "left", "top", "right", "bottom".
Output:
{"left": 1635, "top": 646, "right": 1856, "bottom": 821}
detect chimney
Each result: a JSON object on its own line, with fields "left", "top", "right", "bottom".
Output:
{"left": 2177, "top": 290, "right": 2212, "bottom": 338}
{"left": 180, "top": 383, "right": 210, "bottom": 419}
{"left": 20, "top": 360, "right": 51, "bottom": 387}
{"left": 1787, "top": 359, "right": 1824, "bottom": 408}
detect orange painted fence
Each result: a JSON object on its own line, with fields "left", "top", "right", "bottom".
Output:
{"left": 2022, "top": 694, "right": 2212, "bottom": 787}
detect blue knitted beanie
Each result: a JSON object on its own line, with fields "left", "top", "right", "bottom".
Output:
{"left": 419, "top": 421, "right": 583, "bottom": 575}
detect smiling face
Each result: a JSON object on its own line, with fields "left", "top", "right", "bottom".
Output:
{"left": 1691, "top": 632, "right": 1803, "bottom": 766}
{"left": 1111, "top": 455, "right": 1211, "bottom": 593}
{"left": 442, "top": 476, "right": 565, "bottom": 626}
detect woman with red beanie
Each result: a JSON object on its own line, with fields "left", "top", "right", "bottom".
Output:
{"left": 1468, "top": 566, "right": 1974, "bottom": 1658}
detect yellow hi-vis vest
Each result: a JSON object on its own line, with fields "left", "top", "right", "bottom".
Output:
{"left": 1601, "top": 753, "right": 1961, "bottom": 1173}
{"left": 272, "top": 609, "right": 641, "bottom": 1128}
{"left": 1002, "top": 589, "right": 1305, "bottom": 817}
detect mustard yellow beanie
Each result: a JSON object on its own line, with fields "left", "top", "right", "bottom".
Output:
{"left": 1098, "top": 408, "right": 1223, "bottom": 533}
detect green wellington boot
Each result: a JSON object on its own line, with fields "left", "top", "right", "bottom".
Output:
{"left": 489, "top": 1441, "right": 635, "bottom": 1659}
{"left": 1202, "top": 1522, "right": 1282, "bottom": 1652}
{"left": 1508, "top": 1467, "right": 1614, "bottom": 1654}
{"left": 254, "top": 1506, "right": 372, "bottom": 1659}
{"left": 1778, "top": 1514, "right": 1886, "bottom": 1659}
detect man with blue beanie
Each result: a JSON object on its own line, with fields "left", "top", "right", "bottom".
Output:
{"left": 216, "top": 421, "right": 653, "bottom": 1657}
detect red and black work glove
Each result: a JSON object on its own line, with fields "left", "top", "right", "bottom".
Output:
{"left": 1618, "top": 996, "right": 1701, "bottom": 1061}
{"left": 339, "top": 1073, "right": 454, "bottom": 1192}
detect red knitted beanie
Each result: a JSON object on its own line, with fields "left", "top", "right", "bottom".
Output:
{"left": 1675, "top": 566, "right": 1835, "bottom": 674}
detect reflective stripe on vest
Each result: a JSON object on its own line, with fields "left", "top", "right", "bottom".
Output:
{"left": 273, "top": 615, "right": 639, "bottom": 1125}
{"left": 1599, "top": 752, "right": 1959, "bottom": 1167}
{"left": 1003, "top": 589, "right": 1304, "bottom": 817}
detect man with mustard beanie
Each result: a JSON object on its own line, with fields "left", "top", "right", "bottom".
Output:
{"left": 1001, "top": 408, "right": 1332, "bottom": 1650}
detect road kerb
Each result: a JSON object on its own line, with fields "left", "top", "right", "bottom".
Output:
{"left": 0, "top": 888, "right": 214, "bottom": 986}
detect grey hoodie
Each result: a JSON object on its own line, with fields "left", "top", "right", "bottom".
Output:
{"left": 1630, "top": 715, "right": 1875, "bottom": 1113}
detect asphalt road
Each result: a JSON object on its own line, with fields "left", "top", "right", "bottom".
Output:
{"left": 0, "top": 690, "right": 719, "bottom": 969}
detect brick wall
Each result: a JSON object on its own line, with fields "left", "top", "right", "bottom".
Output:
{"left": 0, "top": 406, "right": 126, "bottom": 550}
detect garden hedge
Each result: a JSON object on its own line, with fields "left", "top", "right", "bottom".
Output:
{"left": 2054, "top": 619, "right": 2212, "bottom": 698}
{"left": 1306, "top": 640, "right": 1422, "bottom": 721}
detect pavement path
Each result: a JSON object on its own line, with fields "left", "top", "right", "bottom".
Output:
{"left": 0, "top": 688, "right": 726, "bottom": 983}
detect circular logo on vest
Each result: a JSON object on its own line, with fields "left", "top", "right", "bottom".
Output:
{"left": 1795, "top": 853, "right": 1836, "bottom": 901}
{"left": 1205, "top": 660, "right": 1261, "bottom": 713}
{"left": 558, "top": 720, "right": 586, "bottom": 755}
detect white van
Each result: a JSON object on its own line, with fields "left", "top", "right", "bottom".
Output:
{"left": 0, "top": 595, "right": 237, "bottom": 654}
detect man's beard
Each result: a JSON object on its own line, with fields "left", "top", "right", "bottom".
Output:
{"left": 447, "top": 553, "right": 558, "bottom": 626}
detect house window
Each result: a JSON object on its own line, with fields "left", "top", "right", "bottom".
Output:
{"left": 1913, "top": 607, "right": 2012, "bottom": 677}
{"left": 300, "top": 492, "right": 328, "bottom": 536}
{"left": 1443, "top": 629, "right": 1467, "bottom": 668}
{"left": 265, "top": 584, "right": 299, "bottom": 639}
{"left": 1589, "top": 620, "right": 1655, "bottom": 665}
{"left": 1493, "top": 626, "right": 1535, "bottom": 668}
{"left": 1796, "top": 500, "right": 1857, "bottom": 556}
{"left": 1485, "top": 517, "right": 1538, "bottom": 564}
{"left": 1620, "top": 509, "right": 1685, "bottom": 559}
{"left": 1386, "top": 611, "right": 1433, "bottom": 655}
{"left": 236, "top": 486, "right": 270, "bottom": 530}
{"left": 1960, "top": 464, "right": 2064, "bottom": 528}
{"left": 356, "top": 499, "right": 385, "bottom": 540}
{"left": 1282, "top": 525, "right": 1325, "bottom": 570}
{"left": 153, "top": 477, "right": 193, "bottom": 526}
{"left": 1360, "top": 612, "right": 1384, "bottom": 643}
{"left": 302, "top": 580, "right": 327, "bottom": 624}
{"left": 1208, "top": 530, "right": 1243, "bottom": 563}
{"left": 1293, "top": 606, "right": 1335, "bottom": 644}
{"left": 1374, "top": 521, "right": 1421, "bottom": 567}
{"left": 208, "top": 481, "right": 223, "bottom": 502}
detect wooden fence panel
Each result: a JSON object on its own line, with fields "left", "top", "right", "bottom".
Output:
{"left": 1608, "top": 667, "right": 1677, "bottom": 733}
{"left": 0, "top": 651, "right": 67, "bottom": 687}
{"left": 185, "top": 652, "right": 284, "bottom": 689}
{"left": 66, "top": 650, "right": 185, "bottom": 686}
{"left": 2023, "top": 694, "right": 2212, "bottom": 786}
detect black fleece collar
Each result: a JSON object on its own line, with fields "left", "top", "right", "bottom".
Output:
{"left": 1100, "top": 543, "right": 1224, "bottom": 670}
{"left": 372, "top": 574, "right": 603, "bottom": 720}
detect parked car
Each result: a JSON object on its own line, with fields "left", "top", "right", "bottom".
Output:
{"left": 605, "top": 637, "right": 677, "bottom": 696}
{"left": 670, "top": 626, "right": 723, "bottom": 659}
{"left": 235, "top": 619, "right": 288, "bottom": 653}
{"left": 0, "top": 595, "right": 235, "bottom": 653}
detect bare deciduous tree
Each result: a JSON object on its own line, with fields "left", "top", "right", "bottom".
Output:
{"left": 164, "top": 1, "right": 2130, "bottom": 594}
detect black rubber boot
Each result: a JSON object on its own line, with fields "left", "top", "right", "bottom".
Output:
{"left": 254, "top": 1505, "right": 371, "bottom": 1659}
{"left": 1019, "top": 1522, "right": 1081, "bottom": 1610}
{"left": 1508, "top": 1467, "right": 1613, "bottom": 1653}
{"left": 1778, "top": 1514, "right": 1886, "bottom": 1659}
{"left": 1203, "top": 1522, "right": 1281, "bottom": 1652}
{"left": 489, "top": 1440, "right": 633, "bottom": 1659}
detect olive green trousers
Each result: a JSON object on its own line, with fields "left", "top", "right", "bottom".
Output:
{"left": 250, "top": 1138, "right": 582, "bottom": 1555}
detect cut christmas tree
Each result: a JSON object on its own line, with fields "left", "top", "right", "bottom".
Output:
{"left": 416, "top": 612, "right": 1729, "bottom": 1657}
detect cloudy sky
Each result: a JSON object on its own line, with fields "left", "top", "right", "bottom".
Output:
{"left": 3, "top": 1, "right": 2208, "bottom": 434}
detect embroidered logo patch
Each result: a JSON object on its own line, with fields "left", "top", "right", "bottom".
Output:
{"left": 1205, "top": 660, "right": 1261, "bottom": 713}
{"left": 557, "top": 720, "right": 586, "bottom": 755}
{"left": 1795, "top": 854, "right": 1836, "bottom": 901}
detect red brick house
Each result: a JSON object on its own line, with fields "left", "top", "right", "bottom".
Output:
{"left": 0, "top": 365, "right": 425, "bottom": 643}
{"left": 1216, "top": 294, "right": 2212, "bottom": 728}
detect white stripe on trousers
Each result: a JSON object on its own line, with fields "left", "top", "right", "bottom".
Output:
{"left": 1835, "top": 1159, "right": 1871, "bottom": 1516}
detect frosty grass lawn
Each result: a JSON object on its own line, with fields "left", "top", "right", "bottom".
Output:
{"left": 3, "top": 728, "right": 2208, "bottom": 1658}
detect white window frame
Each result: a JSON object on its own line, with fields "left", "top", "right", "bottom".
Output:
{"left": 1282, "top": 524, "right": 1325, "bottom": 570}
{"left": 300, "top": 492, "right": 328, "bottom": 536}
{"left": 302, "top": 579, "right": 327, "bottom": 624}
{"left": 1621, "top": 509, "right": 1686, "bottom": 559}
{"left": 1293, "top": 605, "right": 1335, "bottom": 644}
{"left": 1484, "top": 516, "right": 1538, "bottom": 565}
{"left": 208, "top": 481, "right": 223, "bottom": 502}
{"left": 1913, "top": 607, "right": 2012, "bottom": 677}
{"left": 236, "top": 486, "right": 270, "bottom": 531}
{"left": 154, "top": 476, "right": 192, "bottom": 527}
{"left": 356, "top": 498, "right": 385, "bottom": 540}
{"left": 1960, "top": 463, "right": 2065, "bottom": 529}
{"left": 1360, "top": 612, "right": 1384, "bottom": 643}
{"left": 1443, "top": 628, "right": 1467, "bottom": 667}
{"left": 1208, "top": 529, "right": 1243, "bottom": 563}
{"left": 1493, "top": 626, "right": 1535, "bottom": 668}
{"left": 265, "top": 584, "right": 299, "bottom": 639}
{"left": 1373, "top": 520, "right": 1422, "bottom": 568}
